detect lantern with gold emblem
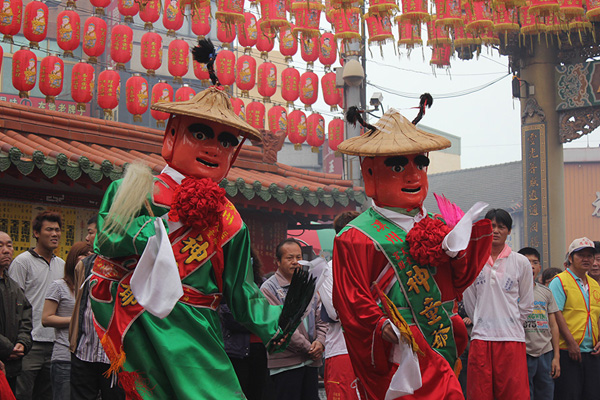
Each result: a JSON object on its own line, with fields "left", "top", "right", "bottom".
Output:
{"left": 288, "top": 109, "right": 307, "bottom": 150}
{"left": 396, "top": 19, "right": 422, "bottom": 52}
{"left": 246, "top": 101, "right": 266, "bottom": 130}
{"left": 217, "top": 19, "right": 236, "bottom": 46}
{"left": 435, "top": 0, "right": 462, "bottom": 28}
{"left": 365, "top": 13, "right": 395, "bottom": 48}
{"left": 586, "top": 0, "right": 600, "bottom": 21}
{"left": 176, "top": 84, "right": 196, "bottom": 101}
{"left": 216, "top": 0, "right": 245, "bottom": 29}
{"left": 426, "top": 15, "right": 451, "bottom": 46}
{"left": 191, "top": 3, "right": 211, "bottom": 38}
{"left": 529, "top": 0, "right": 560, "bottom": 17}
{"left": 151, "top": 81, "right": 174, "bottom": 127}
{"left": 0, "top": 0, "right": 22, "bottom": 43}
{"left": 331, "top": 8, "right": 361, "bottom": 40}
{"left": 141, "top": 31, "right": 162, "bottom": 75}
{"left": 39, "top": 55, "right": 64, "bottom": 104}
{"left": 126, "top": 74, "right": 149, "bottom": 122}
{"left": 168, "top": 39, "right": 189, "bottom": 84}
{"left": 319, "top": 32, "right": 337, "bottom": 69}
{"left": 520, "top": 5, "right": 545, "bottom": 35}
{"left": 493, "top": 5, "right": 519, "bottom": 39}
{"left": 464, "top": 2, "right": 493, "bottom": 32}
{"left": 97, "top": 68, "right": 121, "bottom": 117}
{"left": 328, "top": 117, "right": 344, "bottom": 154}
{"left": 256, "top": 19, "right": 276, "bottom": 58}
{"left": 119, "top": 0, "right": 140, "bottom": 22}
{"left": 12, "top": 47, "right": 37, "bottom": 98}
{"left": 399, "top": 0, "right": 429, "bottom": 23}
{"left": 259, "top": 0, "right": 289, "bottom": 32}
{"left": 430, "top": 44, "right": 451, "bottom": 68}
{"left": 368, "top": 0, "right": 399, "bottom": 17}
{"left": 71, "top": 61, "right": 95, "bottom": 111}
{"left": 292, "top": 0, "right": 323, "bottom": 37}
{"left": 236, "top": 55, "right": 256, "bottom": 97}
{"left": 268, "top": 105, "right": 287, "bottom": 132}
{"left": 306, "top": 113, "right": 325, "bottom": 152}
{"left": 193, "top": 60, "right": 211, "bottom": 85}
{"left": 111, "top": 24, "right": 133, "bottom": 70}
{"left": 300, "top": 34, "right": 320, "bottom": 69}
{"left": 57, "top": 8, "right": 81, "bottom": 57}
{"left": 83, "top": 16, "right": 107, "bottom": 64}
{"left": 321, "top": 72, "right": 340, "bottom": 111}
{"left": 23, "top": 1, "right": 48, "bottom": 48}
{"left": 215, "top": 49, "right": 236, "bottom": 86}
{"left": 281, "top": 67, "right": 300, "bottom": 107}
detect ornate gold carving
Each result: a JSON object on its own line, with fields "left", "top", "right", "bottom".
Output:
{"left": 558, "top": 107, "right": 600, "bottom": 143}
{"left": 521, "top": 98, "right": 546, "bottom": 124}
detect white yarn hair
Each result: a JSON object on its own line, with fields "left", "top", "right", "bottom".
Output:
{"left": 97, "top": 162, "right": 155, "bottom": 248}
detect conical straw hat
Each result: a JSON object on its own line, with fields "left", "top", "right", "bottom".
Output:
{"left": 152, "top": 86, "right": 262, "bottom": 142}
{"left": 337, "top": 108, "right": 451, "bottom": 156}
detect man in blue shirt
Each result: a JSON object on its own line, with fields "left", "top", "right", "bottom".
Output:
{"left": 549, "top": 237, "right": 600, "bottom": 400}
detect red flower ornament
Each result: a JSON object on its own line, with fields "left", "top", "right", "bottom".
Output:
{"left": 407, "top": 216, "right": 451, "bottom": 268}
{"left": 169, "top": 178, "right": 227, "bottom": 231}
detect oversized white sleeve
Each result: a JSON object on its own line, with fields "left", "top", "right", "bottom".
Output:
{"left": 317, "top": 262, "right": 338, "bottom": 321}
{"left": 518, "top": 258, "right": 535, "bottom": 323}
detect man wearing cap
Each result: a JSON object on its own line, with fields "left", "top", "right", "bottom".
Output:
{"left": 332, "top": 108, "right": 493, "bottom": 400}
{"left": 88, "top": 41, "right": 307, "bottom": 400}
{"left": 549, "top": 237, "right": 600, "bottom": 400}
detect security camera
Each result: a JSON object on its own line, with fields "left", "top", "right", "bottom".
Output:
{"left": 342, "top": 59, "right": 365, "bottom": 87}
{"left": 370, "top": 92, "right": 383, "bottom": 109}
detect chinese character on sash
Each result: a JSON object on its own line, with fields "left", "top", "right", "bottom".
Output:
{"left": 406, "top": 265, "right": 430, "bottom": 294}
{"left": 181, "top": 234, "right": 209, "bottom": 264}
{"left": 419, "top": 297, "right": 442, "bottom": 325}
{"left": 119, "top": 283, "right": 138, "bottom": 306}
{"left": 432, "top": 323, "right": 451, "bottom": 348}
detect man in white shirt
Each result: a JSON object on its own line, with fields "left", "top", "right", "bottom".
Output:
{"left": 463, "top": 208, "right": 534, "bottom": 400}
{"left": 8, "top": 211, "right": 65, "bottom": 400}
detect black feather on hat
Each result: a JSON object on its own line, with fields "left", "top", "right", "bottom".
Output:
{"left": 192, "top": 38, "right": 220, "bottom": 86}
{"left": 412, "top": 93, "right": 433, "bottom": 125}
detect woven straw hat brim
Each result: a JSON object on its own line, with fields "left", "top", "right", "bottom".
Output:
{"left": 152, "top": 87, "right": 262, "bottom": 142}
{"left": 337, "top": 109, "right": 451, "bottom": 156}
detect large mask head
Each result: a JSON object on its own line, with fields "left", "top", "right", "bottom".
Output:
{"left": 361, "top": 153, "right": 429, "bottom": 210}
{"left": 162, "top": 115, "right": 240, "bottom": 182}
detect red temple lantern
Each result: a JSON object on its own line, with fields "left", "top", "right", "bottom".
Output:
{"left": 216, "top": 0, "right": 245, "bottom": 25}
{"left": 23, "top": 1, "right": 48, "bottom": 48}
{"left": 141, "top": 31, "right": 162, "bottom": 75}
{"left": 365, "top": 14, "right": 395, "bottom": 48}
{"left": 236, "top": 55, "right": 257, "bottom": 97}
{"left": 126, "top": 74, "right": 149, "bottom": 122}
{"left": 300, "top": 34, "right": 320, "bottom": 69}
{"left": 331, "top": 8, "right": 361, "bottom": 40}
{"left": 493, "top": 6, "right": 519, "bottom": 37}
{"left": 397, "top": 19, "right": 423, "bottom": 52}
{"left": 83, "top": 16, "right": 107, "bottom": 64}
{"left": 217, "top": 20, "right": 236, "bottom": 46}
{"left": 168, "top": 39, "right": 189, "bottom": 83}
{"left": 111, "top": 24, "right": 133, "bottom": 70}
{"left": 529, "top": 0, "right": 560, "bottom": 16}
{"left": 328, "top": 118, "right": 344, "bottom": 154}
{"left": 12, "top": 47, "right": 37, "bottom": 98}
{"left": 97, "top": 68, "right": 121, "bottom": 117}
{"left": 299, "top": 71, "right": 318, "bottom": 110}
{"left": 246, "top": 101, "right": 266, "bottom": 130}
{"left": 259, "top": 0, "right": 289, "bottom": 32}
{"left": 151, "top": 81, "right": 174, "bottom": 127}
{"left": 39, "top": 55, "right": 63, "bottom": 104}
{"left": 480, "top": 27, "right": 500, "bottom": 46}
{"left": 57, "top": 8, "right": 81, "bottom": 57}
{"left": 427, "top": 16, "right": 451, "bottom": 45}
{"left": 90, "top": 0, "right": 111, "bottom": 15}
{"left": 176, "top": 84, "right": 196, "bottom": 101}
{"left": 464, "top": 2, "right": 494, "bottom": 32}
{"left": 321, "top": 72, "right": 340, "bottom": 111}
{"left": 268, "top": 105, "right": 287, "bottom": 132}
{"left": 191, "top": 3, "right": 211, "bottom": 38}
{"left": 399, "top": 0, "right": 429, "bottom": 23}
{"left": 238, "top": 12, "right": 258, "bottom": 52}
{"left": 257, "top": 62, "right": 277, "bottom": 102}
{"left": 71, "top": 62, "right": 95, "bottom": 111}
{"left": 520, "top": 5, "right": 545, "bottom": 35}
{"left": 561, "top": 0, "right": 584, "bottom": 16}
{"left": 306, "top": 113, "right": 325, "bottom": 152}
{"left": 319, "top": 32, "right": 337, "bottom": 69}
{"left": 256, "top": 19, "right": 276, "bottom": 58}
{"left": 163, "top": 0, "right": 184, "bottom": 36}
{"left": 569, "top": 13, "right": 592, "bottom": 36}
{"left": 288, "top": 109, "right": 307, "bottom": 150}
{"left": 215, "top": 49, "right": 236, "bottom": 86}
{"left": 435, "top": 0, "right": 462, "bottom": 28}
{"left": 292, "top": 0, "right": 323, "bottom": 37}
{"left": 0, "top": 0, "right": 22, "bottom": 43}
{"left": 139, "top": 0, "right": 161, "bottom": 29}
{"left": 369, "top": 0, "right": 399, "bottom": 17}
{"left": 281, "top": 67, "right": 300, "bottom": 107}
{"left": 279, "top": 24, "right": 298, "bottom": 62}
{"left": 430, "top": 44, "right": 451, "bottom": 68}
{"left": 193, "top": 60, "right": 211, "bottom": 84}
{"left": 586, "top": 0, "right": 600, "bottom": 21}
{"left": 454, "top": 24, "right": 480, "bottom": 48}
{"left": 230, "top": 97, "right": 246, "bottom": 120}
{"left": 118, "top": 0, "right": 139, "bottom": 23}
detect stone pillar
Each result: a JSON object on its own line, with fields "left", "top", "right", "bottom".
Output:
{"left": 519, "top": 42, "right": 566, "bottom": 270}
